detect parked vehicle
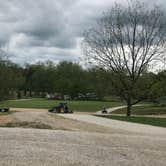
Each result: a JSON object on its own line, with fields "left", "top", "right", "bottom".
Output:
{"left": 46, "top": 93, "right": 63, "bottom": 100}
{"left": 0, "top": 108, "right": 9, "bottom": 112}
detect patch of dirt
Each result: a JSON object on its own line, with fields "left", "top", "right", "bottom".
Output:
{"left": 11, "top": 108, "right": 47, "bottom": 112}
{"left": 0, "top": 121, "right": 52, "bottom": 129}
{"left": 0, "top": 114, "right": 13, "bottom": 124}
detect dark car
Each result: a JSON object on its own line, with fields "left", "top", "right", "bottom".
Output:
{"left": 48, "top": 103, "right": 73, "bottom": 113}
{"left": 0, "top": 108, "right": 9, "bottom": 112}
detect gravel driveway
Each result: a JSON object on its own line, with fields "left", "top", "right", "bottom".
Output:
{"left": 11, "top": 110, "right": 125, "bottom": 133}
{"left": 0, "top": 128, "right": 166, "bottom": 166}
{"left": 0, "top": 108, "right": 165, "bottom": 166}
{"left": 58, "top": 114, "right": 166, "bottom": 136}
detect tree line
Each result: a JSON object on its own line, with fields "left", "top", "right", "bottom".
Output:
{"left": 0, "top": 58, "right": 165, "bottom": 103}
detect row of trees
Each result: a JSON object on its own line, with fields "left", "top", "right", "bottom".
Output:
{"left": 0, "top": 58, "right": 165, "bottom": 104}
{"left": 0, "top": 60, "right": 110, "bottom": 100}
{"left": 0, "top": 59, "right": 24, "bottom": 100}
{"left": 22, "top": 61, "right": 112, "bottom": 100}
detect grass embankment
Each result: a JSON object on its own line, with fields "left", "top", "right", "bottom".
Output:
{"left": 96, "top": 115, "right": 166, "bottom": 127}
{"left": 0, "top": 98, "right": 123, "bottom": 112}
{"left": 0, "top": 112, "right": 11, "bottom": 116}
{"left": 0, "top": 121, "right": 52, "bottom": 129}
{"left": 112, "top": 105, "right": 166, "bottom": 115}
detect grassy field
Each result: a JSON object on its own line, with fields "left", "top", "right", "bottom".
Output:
{"left": 111, "top": 105, "right": 166, "bottom": 115}
{"left": 0, "top": 98, "right": 123, "bottom": 112}
{"left": 96, "top": 115, "right": 166, "bottom": 127}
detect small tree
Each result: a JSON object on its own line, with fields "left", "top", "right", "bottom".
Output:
{"left": 83, "top": 1, "right": 166, "bottom": 116}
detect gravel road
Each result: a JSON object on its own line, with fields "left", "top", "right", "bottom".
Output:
{"left": 58, "top": 114, "right": 166, "bottom": 136}
{"left": 11, "top": 110, "right": 126, "bottom": 133}
{"left": 0, "top": 108, "right": 165, "bottom": 166}
{"left": 0, "top": 128, "right": 166, "bottom": 166}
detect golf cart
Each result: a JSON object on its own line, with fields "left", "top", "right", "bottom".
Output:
{"left": 0, "top": 108, "right": 9, "bottom": 112}
{"left": 48, "top": 103, "right": 73, "bottom": 113}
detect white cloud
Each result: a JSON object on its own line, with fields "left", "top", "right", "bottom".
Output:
{"left": 0, "top": 0, "right": 165, "bottom": 65}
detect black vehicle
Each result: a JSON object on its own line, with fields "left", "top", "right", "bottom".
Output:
{"left": 0, "top": 108, "right": 9, "bottom": 112}
{"left": 48, "top": 103, "right": 73, "bottom": 113}
{"left": 102, "top": 107, "right": 108, "bottom": 114}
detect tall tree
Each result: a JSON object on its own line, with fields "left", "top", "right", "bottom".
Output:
{"left": 150, "top": 70, "right": 166, "bottom": 103}
{"left": 83, "top": 1, "right": 166, "bottom": 116}
{"left": 55, "top": 61, "right": 86, "bottom": 99}
{"left": 0, "top": 60, "right": 24, "bottom": 100}
{"left": 86, "top": 67, "right": 112, "bottom": 99}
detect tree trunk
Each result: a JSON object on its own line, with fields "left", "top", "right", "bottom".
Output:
{"left": 127, "top": 105, "right": 131, "bottom": 117}
{"left": 127, "top": 98, "right": 132, "bottom": 117}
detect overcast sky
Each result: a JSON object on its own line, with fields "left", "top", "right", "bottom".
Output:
{"left": 0, "top": 0, "right": 165, "bottom": 65}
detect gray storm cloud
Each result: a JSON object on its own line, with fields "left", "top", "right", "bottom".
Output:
{"left": 0, "top": 0, "right": 165, "bottom": 65}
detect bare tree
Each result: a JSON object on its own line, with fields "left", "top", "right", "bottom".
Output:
{"left": 83, "top": 1, "right": 166, "bottom": 116}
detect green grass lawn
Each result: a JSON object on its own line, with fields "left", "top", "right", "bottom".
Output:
{"left": 112, "top": 105, "right": 166, "bottom": 115}
{"left": 0, "top": 98, "right": 123, "bottom": 112}
{"left": 96, "top": 115, "right": 166, "bottom": 127}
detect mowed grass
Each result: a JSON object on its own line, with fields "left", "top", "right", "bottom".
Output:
{"left": 0, "top": 98, "right": 123, "bottom": 112}
{"left": 112, "top": 105, "right": 166, "bottom": 115}
{"left": 96, "top": 115, "right": 166, "bottom": 128}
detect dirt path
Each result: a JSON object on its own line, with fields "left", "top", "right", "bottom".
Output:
{"left": 11, "top": 107, "right": 47, "bottom": 112}
{"left": 96, "top": 104, "right": 142, "bottom": 114}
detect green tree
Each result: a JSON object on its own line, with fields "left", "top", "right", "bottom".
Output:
{"left": 0, "top": 60, "right": 24, "bottom": 100}
{"left": 83, "top": 1, "right": 166, "bottom": 116}
{"left": 55, "top": 61, "right": 86, "bottom": 99}
{"left": 150, "top": 70, "right": 166, "bottom": 103}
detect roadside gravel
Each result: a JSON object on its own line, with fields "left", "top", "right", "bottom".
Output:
{"left": 58, "top": 114, "right": 166, "bottom": 136}
{"left": 0, "top": 128, "right": 165, "bottom": 166}
{"left": 0, "top": 108, "right": 165, "bottom": 166}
